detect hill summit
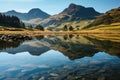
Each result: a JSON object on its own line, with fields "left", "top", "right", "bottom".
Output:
{"left": 39, "top": 3, "right": 101, "bottom": 27}
{"left": 85, "top": 7, "right": 120, "bottom": 28}
{"left": 60, "top": 3, "right": 100, "bottom": 20}
{"left": 4, "top": 8, "right": 50, "bottom": 20}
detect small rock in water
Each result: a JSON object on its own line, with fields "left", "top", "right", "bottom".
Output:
{"left": 39, "top": 77, "right": 45, "bottom": 80}
{"left": 8, "top": 39, "right": 13, "bottom": 42}
{"left": 50, "top": 73, "right": 59, "bottom": 77}
{"left": 0, "top": 34, "right": 32, "bottom": 42}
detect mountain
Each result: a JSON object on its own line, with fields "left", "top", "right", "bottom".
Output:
{"left": 27, "top": 8, "right": 50, "bottom": 20}
{"left": 37, "top": 3, "right": 101, "bottom": 29}
{"left": 85, "top": 7, "right": 120, "bottom": 29}
{"left": 60, "top": 3, "right": 100, "bottom": 20}
{"left": 23, "top": 18, "right": 43, "bottom": 25}
{"left": 3, "top": 3, "right": 101, "bottom": 29}
{"left": 4, "top": 8, "right": 50, "bottom": 20}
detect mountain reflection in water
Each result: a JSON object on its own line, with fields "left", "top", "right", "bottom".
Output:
{"left": 0, "top": 35, "right": 120, "bottom": 80}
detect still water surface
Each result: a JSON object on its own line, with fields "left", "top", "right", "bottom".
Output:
{"left": 0, "top": 35, "right": 120, "bottom": 80}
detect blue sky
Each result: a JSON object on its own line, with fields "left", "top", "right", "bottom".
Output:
{"left": 0, "top": 0, "right": 120, "bottom": 15}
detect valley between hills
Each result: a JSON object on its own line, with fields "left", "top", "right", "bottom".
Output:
{"left": 0, "top": 3, "right": 120, "bottom": 35}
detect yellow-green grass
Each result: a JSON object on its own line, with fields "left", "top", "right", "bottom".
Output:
{"left": 0, "top": 22, "right": 120, "bottom": 37}
{"left": 46, "top": 20, "right": 93, "bottom": 30}
{"left": 87, "top": 22, "right": 120, "bottom": 33}
{"left": 87, "top": 34, "right": 120, "bottom": 42}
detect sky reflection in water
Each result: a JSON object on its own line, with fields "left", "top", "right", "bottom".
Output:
{"left": 0, "top": 35, "right": 120, "bottom": 80}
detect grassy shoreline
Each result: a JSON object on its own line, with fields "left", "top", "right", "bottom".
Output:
{"left": 0, "top": 22, "right": 120, "bottom": 36}
{"left": 0, "top": 30, "right": 120, "bottom": 36}
{"left": 0, "top": 30, "right": 120, "bottom": 43}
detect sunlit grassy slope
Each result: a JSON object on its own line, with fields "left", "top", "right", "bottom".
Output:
{"left": 87, "top": 34, "right": 120, "bottom": 42}
{"left": 46, "top": 20, "right": 93, "bottom": 31}
{"left": 82, "top": 22, "right": 120, "bottom": 33}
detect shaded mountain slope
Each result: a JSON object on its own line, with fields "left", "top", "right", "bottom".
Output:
{"left": 38, "top": 3, "right": 101, "bottom": 28}
{"left": 4, "top": 8, "right": 50, "bottom": 20}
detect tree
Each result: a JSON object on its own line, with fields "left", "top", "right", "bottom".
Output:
{"left": 20, "top": 21, "right": 25, "bottom": 28}
{"left": 64, "top": 25, "right": 68, "bottom": 31}
{"left": 27, "top": 25, "right": 33, "bottom": 30}
{"left": 0, "top": 13, "right": 25, "bottom": 28}
{"left": 35, "top": 24, "right": 44, "bottom": 31}
{"left": 76, "top": 25, "right": 80, "bottom": 30}
{"left": 69, "top": 26, "right": 74, "bottom": 31}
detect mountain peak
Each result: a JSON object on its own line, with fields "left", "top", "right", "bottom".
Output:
{"left": 27, "top": 8, "right": 50, "bottom": 19}
{"left": 40, "top": 3, "right": 101, "bottom": 27}
{"left": 28, "top": 8, "right": 42, "bottom": 13}
{"left": 86, "top": 7, "right": 120, "bottom": 28}
{"left": 69, "top": 3, "right": 77, "bottom": 7}
{"left": 9, "top": 10, "right": 16, "bottom": 12}
{"left": 7, "top": 10, "right": 17, "bottom": 13}
{"left": 61, "top": 3, "right": 100, "bottom": 18}
{"left": 69, "top": 3, "right": 85, "bottom": 9}
{"left": 4, "top": 8, "right": 50, "bottom": 20}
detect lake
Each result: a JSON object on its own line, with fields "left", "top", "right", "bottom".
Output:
{"left": 0, "top": 34, "right": 120, "bottom": 80}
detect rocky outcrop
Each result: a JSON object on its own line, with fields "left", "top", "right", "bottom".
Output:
{"left": 0, "top": 34, "right": 32, "bottom": 42}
